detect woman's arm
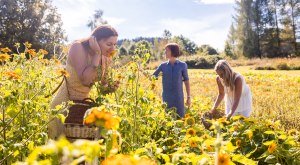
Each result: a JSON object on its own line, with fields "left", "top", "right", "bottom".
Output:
{"left": 68, "top": 42, "right": 101, "bottom": 87}
{"left": 227, "top": 76, "right": 242, "bottom": 118}
{"left": 210, "top": 77, "right": 225, "bottom": 113}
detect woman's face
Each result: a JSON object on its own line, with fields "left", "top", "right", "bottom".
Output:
{"left": 98, "top": 36, "right": 118, "bottom": 56}
{"left": 165, "top": 47, "right": 172, "bottom": 59}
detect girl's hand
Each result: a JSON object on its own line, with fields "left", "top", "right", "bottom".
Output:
{"left": 186, "top": 97, "right": 191, "bottom": 107}
{"left": 89, "top": 36, "right": 101, "bottom": 56}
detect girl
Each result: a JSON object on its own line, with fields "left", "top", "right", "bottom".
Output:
{"left": 210, "top": 60, "right": 252, "bottom": 119}
{"left": 153, "top": 43, "right": 191, "bottom": 118}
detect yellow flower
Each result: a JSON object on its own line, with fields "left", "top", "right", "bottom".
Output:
{"left": 189, "top": 137, "right": 198, "bottom": 148}
{"left": 27, "top": 49, "right": 36, "bottom": 57}
{"left": 92, "top": 108, "right": 106, "bottom": 119}
{"left": 108, "top": 50, "right": 117, "bottom": 57}
{"left": 5, "top": 71, "right": 21, "bottom": 80}
{"left": 235, "top": 139, "right": 241, "bottom": 147}
{"left": 1, "top": 47, "right": 11, "bottom": 53}
{"left": 268, "top": 142, "right": 277, "bottom": 153}
{"left": 246, "top": 130, "right": 253, "bottom": 139}
{"left": 105, "top": 117, "right": 120, "bottom": 130}
{"left": 184, "top": 117, "right": 195, "bottom": 126}
{"left": 24, "top": 42, "right": 32, "bottom": 48}
{"left": 218, "top": 153, "right": 231, "bottom": 165}
{"left": 83, "top": 113, "right": 96, "bottom": 125}
{"left": 0, "top": 53, "right": 10, "bottom": 62}
{"left": 186, "top": 128, "right": 196, "bottom": 136}
{"left": 288, "top": 129, "right": 297, "bottom": 136}
{"left": 38, "top": 49, "right": 48, "bottom": 55}
{"left": 56, "top": 69, "right": 70, "bottom": 77}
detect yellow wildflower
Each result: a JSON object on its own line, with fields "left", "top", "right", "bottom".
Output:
{"left": 56, "top": 69, "right": 70, "bottom": 77}
{"left": 186, "top": 128, "right": 196, "bottom": 136}
{"left": 189, "top": 137, "right": 198, "bottom": 148}
{"left": 184, "top": 117, "right": 195, "bottom": 126}
{"left": 38, "top": 49, "right": 48, "bottom": 55}
{"left": 0, "top": 53, "right": 10, "bottom": 62}
{"left": 5, "top": 71, "right": 21, "bottom": 80}
{"left": 1, "top": 47, "right": 11, "bottom": 53}
{"left": 235, "top": 139, "right": 241, "bottom": 147}
{"left": 27, "top": 49, "right": 36, "bottom": 57}
{"left": 218, "top": 153, "right": 231, "bottom": 165}
{"left": 268, "top": 142, "right": 277, "bottom": 153}
{"left": 24, "top": 42, "right": 32, "bottom": 48}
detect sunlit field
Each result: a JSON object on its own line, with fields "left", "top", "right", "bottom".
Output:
{"left": 153, "top": 68, "right": 300, "bottom": 130}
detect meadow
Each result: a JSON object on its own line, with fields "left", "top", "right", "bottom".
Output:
{"left": 0, "top": 45, "right": 300, "bottom": 164}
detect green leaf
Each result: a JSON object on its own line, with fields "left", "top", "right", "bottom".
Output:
{"left": 264, "top": 131, "right": 275, "bottom": 135}
{"left": 264, "top": 155, "right": 276, "bottom": 163}
{"left": 232, "top": 154, "right": 257, "bottom": 165}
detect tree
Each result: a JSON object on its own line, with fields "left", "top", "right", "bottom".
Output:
{"left": 199, "top": 45, "right": 218, "bottom": 55}
{"left": 0, "top": 0, "right": 66, "bottom": 56}
{"left": 162, "top": 29, "right": 172, "bottom": 41}
{"left": 173, "top": 35, "right": 198, "bottom": 55}
{"left": 87, "top": 9, "right": 108, "bottom": 31}
{"left": 118, "top": 46, "right": 128, "bottom": 56}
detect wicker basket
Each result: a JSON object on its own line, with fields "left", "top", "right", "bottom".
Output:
{"left": 65, "top": 124, "right": 101, "bottom": 141}
{"left": 201, "top": 110, "right": 225, "bottom": 130}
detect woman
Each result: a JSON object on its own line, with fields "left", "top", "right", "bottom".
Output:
{"left": 210, "top": 60, "right": 252, "bottom": 119}
{"left": 153, "top": 43, "right": 191, "bottom": 118}
{"left": 48, "top": 25, "right": 118, "bottom": 139}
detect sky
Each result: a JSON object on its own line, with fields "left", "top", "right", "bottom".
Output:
{"left": 52, "top": 0, "right": 236, "bottom": 50}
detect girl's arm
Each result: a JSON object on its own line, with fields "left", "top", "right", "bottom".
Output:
{"left": 210, "top": 77, "right": 225, "bottom": 113}
{"left": 184, "top": 80, "right": 191, "bottom": 107}
{"left": 182, "top": 63, "right": 191, "bottom": 107}
{"left": 227, "top": 76, "right": 242, "bottom": 118}
{"left": 68, "top": 42, "right": 101, "bottom": 87}
{"left": 153, "top": 64, "right": 162, "bottom": 78}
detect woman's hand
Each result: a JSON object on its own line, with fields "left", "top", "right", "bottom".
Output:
{"left": 89, "top": 36, "right": 101, "bottom": 56}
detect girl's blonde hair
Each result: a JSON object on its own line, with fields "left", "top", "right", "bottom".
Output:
{"left": 214, "top": 60, "right": 236, "bottom": 90}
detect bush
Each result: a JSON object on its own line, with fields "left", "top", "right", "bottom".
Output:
{"left": 276, "top": 62, "right": 290, "bottom": 70}
{"left": 185, "top": 55, "right": 223, "bottom": 69}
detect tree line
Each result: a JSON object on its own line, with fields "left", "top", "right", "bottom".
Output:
{"left": 225, "top": 0, "right": 299, "bottom": 58}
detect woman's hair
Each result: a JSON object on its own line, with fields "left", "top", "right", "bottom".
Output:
{"left": 214, "top": 60, "right": 236, "bottom": 90}
{"left": 165, "top": 43, "right": 181, "bottom": 57}
{"left": 81, "top": 25, "right": 118, "bottom": 52}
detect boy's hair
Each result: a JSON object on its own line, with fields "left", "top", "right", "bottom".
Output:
{"left": 165, "top": 43, "right": 181, "bottom": 57}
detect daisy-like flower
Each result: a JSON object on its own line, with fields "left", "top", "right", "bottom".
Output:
{"left": 5, "top": 71, "right": 21, "bottom": 80}
{"left": 218, "top": 153, "right": 231, "bottom": 165}
{"left": 189, "top": 137, "right": 198, "bottom": 148}
{"left": 1, "top": 47, "right": 11, "bottom": 53}
{"left": 235, "top": 139, "right": 241, "bottom": 147}
{"left": 0, "top": 53, "right": 10, "bottom": 62}
{"left": 186, "top": 128, "right": 196, "bottom": 136}
{"left": 38, "top": 49, "right": 48, "bottom": 55}
{"left": 24, "top": 42, "right": 32, "bottom": 48}
{"left": 27, "top": 49, "right": 36, "bottom": 57}
{"left": 184, "top": 117, "right": 195, "bottom": 126}
{"left": 56, "top": 69, "right": 70, "bottom": 77}
{"left": 107, "top": 50, "right": 118, "bottom": 57}
{"left": 268, "top": 142, "right": 277, "bottom": 153}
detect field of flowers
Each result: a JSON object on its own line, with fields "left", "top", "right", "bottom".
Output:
{"left": 0, "top": 44, "right": 299, "bottom": 164}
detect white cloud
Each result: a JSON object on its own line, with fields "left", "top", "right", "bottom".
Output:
{"left": 159, "top": 15, "right": 230, "bottom": 49}
{"left": 194, "top": 0, "right": 235, "bottom": 5}
{"left": 103, "top": 17, "right": 127, "bottom": 26}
